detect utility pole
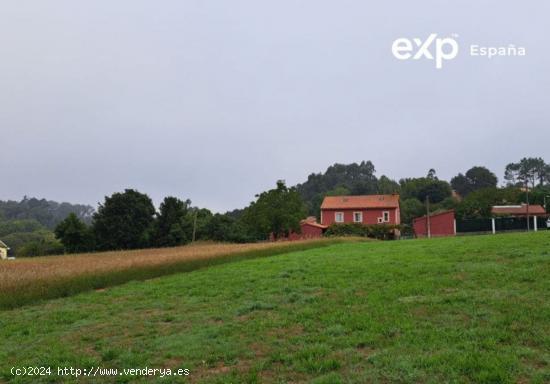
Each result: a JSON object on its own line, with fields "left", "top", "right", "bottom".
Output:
{"left": 192, "top": 208, "right": 198, "bottom": 242}
{"left": 426, "top": 195, "right": 431, "bottom": 239}
{"left": 526, "top": 182, "right": 530, "bottom": 232}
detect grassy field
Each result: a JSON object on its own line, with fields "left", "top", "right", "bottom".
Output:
{"left": 1, "top": 232, "right": 549, "bottom": 383}
{"left": 0, "top": 238, "right": 346, "bottom": 309}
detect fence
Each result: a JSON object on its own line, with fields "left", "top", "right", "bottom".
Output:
{"left": 456, "top": 216, "right": 549, "bottom": 235}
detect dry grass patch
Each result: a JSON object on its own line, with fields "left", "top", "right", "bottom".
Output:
{"left": 0, "top": 238, "right": 349, "bottom": 309}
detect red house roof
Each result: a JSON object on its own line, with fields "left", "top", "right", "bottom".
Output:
{"left": 321, "top": 194, "right": 400, "bottom": 210}
{"left": 300, "top": 216, "right": 328, "bottom": 229}
{"left": 492, "top": 204, "right": 546, "bottom": 216}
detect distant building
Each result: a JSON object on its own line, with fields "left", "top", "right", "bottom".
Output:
{"left": 0, "top": 240, "right": 10, "bottom": 260}
{"left": 491, "top": 204, "right": 546, "bottom": 217}
{"left": 413, "top": 210, "right": 456, "bottom": 238}
{"left": 288, "top": 217, "right": 328, "bottom": 240}
{"left": 320, "top": 194, "right": 400, "bottom": 226}
{"left": 270, "top": 217, "right": 328, "bottom": 241}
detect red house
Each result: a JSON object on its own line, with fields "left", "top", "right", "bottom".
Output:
{"left": 320, "top": 194, "right": 400, "bottom": 226}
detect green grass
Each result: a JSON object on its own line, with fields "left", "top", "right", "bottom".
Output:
{"left": 1, "top": 232, "right": 549, "bottom": 383}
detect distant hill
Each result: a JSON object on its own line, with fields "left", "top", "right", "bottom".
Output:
{"left": 0, "top": 197, "right": 94, "bottom": 256}
{"left": 0, "top": 197, "right": 94, "bottom": 229}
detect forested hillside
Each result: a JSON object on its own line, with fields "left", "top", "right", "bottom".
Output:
{"left": 0, "top": 197, "right": 94, "bottom": 256}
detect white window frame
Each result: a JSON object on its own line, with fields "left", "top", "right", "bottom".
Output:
{"left": 353, "top": 211, "right": 363, "bottom": 223}
{"left": 383, "top": 211, "right": 390, "bottom": 223}
{"left": 335, "top": 212, "right": 344, "bottom": 223}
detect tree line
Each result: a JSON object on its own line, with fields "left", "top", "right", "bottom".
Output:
{"left": 54, "top": 182, "right": 305, "bottom": 253}
{"left": 4, "top": 156, "right": 549, "bottom": 255}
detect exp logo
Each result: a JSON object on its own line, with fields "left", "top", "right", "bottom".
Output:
{"left": 392, "top": 34, "right": 459, "bottom": 69}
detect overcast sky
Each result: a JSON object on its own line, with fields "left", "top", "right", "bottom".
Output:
{"left": 1, "top": 1, "right": 548, "bottom": 212}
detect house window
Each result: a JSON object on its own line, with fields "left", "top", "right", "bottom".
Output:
{"left": 383, "top": 211, "right": 390, "bottom": 222}
{"left": 335, "top": 212, "right": 344, "bottom": 223}
{"left": 353, "top": 212, "right": 363, "bottom": 223}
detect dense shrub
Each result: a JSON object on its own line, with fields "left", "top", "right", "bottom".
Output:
{"left": 324, "top": 223, "right": 400, "bottom": 240}
{"left": 18, "top": 238, "right": 64, "bottom": 257}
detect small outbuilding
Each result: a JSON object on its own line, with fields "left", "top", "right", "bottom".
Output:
{"left": 413, "top": 210, "right": 456, "bottom": 238}
{"left": 290, "top": 217, "right": 328, "bottom": 240}
{"left": 272, "top": 217, "right": 328, "bottom": 241}
{"left": 0, "top": 240, "right": 10, "bottom": 260}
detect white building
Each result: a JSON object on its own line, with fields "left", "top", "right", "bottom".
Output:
{"left": 0, "top": 240, "right": 9, "bottom": 260}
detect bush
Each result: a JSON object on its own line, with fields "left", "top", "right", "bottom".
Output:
{"left": 324, "top": 223, "right": 400, "bottom": 240}
{"left": 18, "top": 239, "right": 64, "bottom": 257}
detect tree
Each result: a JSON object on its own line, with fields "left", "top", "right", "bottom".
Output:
{"left": 188, "top": 208, "right": 214, "bottom": 241}
{"left": 54, "top": 213, "right": 94, "bottom": 253}
{"left": 450, "top": 173, "right": 470, "bottom": 197}
{"left": 242, "top": 181, "right": 306, "bottom": 240}
{"left": 455, "top": 187, "right": 522, "bottom": 219}
{"left": 92, "top": 189, "right": 156, "bottom": 250}
{"left": 400, "top": 198, "right": 425, "bottom": 225}
{"left": 400, "top": 170, "right": 452, "bottom": 204}
{"left": 377, "top": 175, "right": 400, "bottom": 194}
{"left": 205, "top": 213, "right": 250, "bottom": 243}
{"left": 154, "top": 197, "right": 192, "bottom": 247}
{"left": 451, "top": 166, "right": 497, "bottom": 197}
{"left": 296, "top": 161, "right": 378, "bottom": 216}
{"left": 505, "top": 157, "right": 548, "bottom": 188}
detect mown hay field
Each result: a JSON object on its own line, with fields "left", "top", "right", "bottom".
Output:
{"left": 0, "top": 238, "right": 349, "bottom": 309}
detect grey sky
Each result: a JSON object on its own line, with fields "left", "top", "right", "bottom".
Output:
{"left": 1, "top": 1, "right": 548, "bottom": 212}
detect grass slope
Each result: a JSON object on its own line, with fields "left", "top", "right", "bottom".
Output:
{"left": 1, "top": 233, "right": 549, "bottom": 383}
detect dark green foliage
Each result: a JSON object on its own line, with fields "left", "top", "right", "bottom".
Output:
{"left": 400, "top": 170, "right": 452, "bottom": 204}
{"left": 1, "top": 230, "right": 55, "bottom": 256}
{"left": 190, "top": 208, "right": 214, "bottom": 241}
{"left": 242, "top": 181, "right": 306, "bottom": 240}
{"left": 324, "top": 223, "right": 399, "bottom": 240}
{"left": 528, "top": 185, "right": 550, "bottom": 210}
{"left": 455, "top": 187, "right": 522, "bottom": 219}
{"left": 504, "top": 157, "right": 550, "bottom": 187}
{"left": 17, "top": 237, "right": 64, "bottom": 257}
{"left": 0, "top": 197, "right": 94, "bottom": 257}
{"left": 205, "top": 213, "right": 251, "bottom": 243}
{"left": 153, "top": 197, "right": 192, "bottom": 247}
{"left": 377, "top": 175, "right": 401, "bottom": 194}
{"left": 400, "top": 198, "right": 426, "bottom": 225}
{"left": 0, "top": 197, "right": 93, "bottom": 229}
{"left": 92, "top": 189, "right": 156, "bottom": 250}
{"left": 324, "top": 223, "right": 370, "bottom": 237}
{"left": 54, "top": 213, "right": 94, "bottom": 253}
{"left": 0, "top": 219, "right": 43, "bottom": 237}
{"left": 296, "top": 161, "right": 382, "bottom": 216}
{"left": 451, "top": 166, "right": 498, "bottom": 197}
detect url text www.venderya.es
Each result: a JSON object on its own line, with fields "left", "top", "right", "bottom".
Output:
{"left": 11, "top": 366, "right": 190, "bottom": 378}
